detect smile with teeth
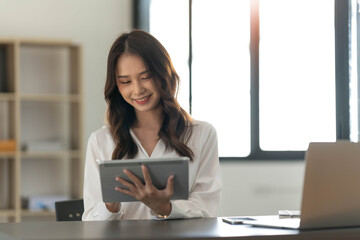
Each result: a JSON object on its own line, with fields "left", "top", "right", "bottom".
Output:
{"left": 134, "top": 94, "right": 151, "bottom": 104}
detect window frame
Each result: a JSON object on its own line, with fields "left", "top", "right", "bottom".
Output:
{"left": 133, "top": 0, "right": 352, "bottom": 161}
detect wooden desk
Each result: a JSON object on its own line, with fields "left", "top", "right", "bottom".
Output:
{"left": 0, "top": 217, "right": 359, "bottom": 240}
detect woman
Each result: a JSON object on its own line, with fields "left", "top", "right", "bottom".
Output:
{"left": 82, "top": 29, "right": 222, "bottom": 220}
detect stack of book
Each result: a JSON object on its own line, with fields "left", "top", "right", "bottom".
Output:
{"left": 0, "top": 140, "right": 16, "bottom": 152}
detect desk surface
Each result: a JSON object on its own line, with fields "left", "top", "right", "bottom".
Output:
{"left": 0, "top": 217, "right": 360, "bottom": 240}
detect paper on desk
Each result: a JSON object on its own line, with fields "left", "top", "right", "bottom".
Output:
{"left": 278, "top": 210, "right": 301, "bottom": 218}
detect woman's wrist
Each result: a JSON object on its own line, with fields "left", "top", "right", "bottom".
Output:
{"left": 105, "top": 202, "right": 121, "bottom": 213}
{"left": 151, "top": 202, "right": 172, "bottom": 218}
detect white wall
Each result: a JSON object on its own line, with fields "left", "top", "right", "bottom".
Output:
{"left": 0, "top": 0, "right": 133, "bottom": 143}
{"left": 0, "top": 0, "right": 306, "bottom": 217}
{"left": 219, "top": 161, "right": 304, "bottom": 216}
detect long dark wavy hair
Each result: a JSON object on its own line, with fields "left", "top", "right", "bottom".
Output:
{"left": 104, "top": 30, "right": 194, "bottom": 161}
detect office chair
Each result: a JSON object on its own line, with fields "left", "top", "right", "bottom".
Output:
{"left": 55, "top": 199, "right": 84, "bottom": 221}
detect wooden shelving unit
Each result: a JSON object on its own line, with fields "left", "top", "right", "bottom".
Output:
{"left": 0, "top": 38, "right": 83, "bottom": 222}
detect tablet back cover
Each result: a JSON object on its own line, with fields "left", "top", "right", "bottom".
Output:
{"left": 99, "top": 157, "right": 189, "bottom": 202}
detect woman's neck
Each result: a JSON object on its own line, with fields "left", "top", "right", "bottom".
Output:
{"left": 133, "top": 107, "right": 164, "bottom": 131}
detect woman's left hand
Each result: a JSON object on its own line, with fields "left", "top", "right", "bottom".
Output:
{"left": 115, "top": 165, "right": 174, "bottom": 216}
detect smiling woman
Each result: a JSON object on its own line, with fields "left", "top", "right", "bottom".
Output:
{"left": 82, "top": 29, "right": 222, "bottom": 221}
{"left": 116, "top": 54, "right": 161, "bottom": 114}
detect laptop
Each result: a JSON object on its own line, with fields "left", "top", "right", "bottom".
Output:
{"left": 241, "top": 141, "right": 360, "bottom": 230}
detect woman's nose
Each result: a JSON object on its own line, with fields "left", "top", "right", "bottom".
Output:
{"left": 133, "top": 80, "right": 145, "bottom": 95}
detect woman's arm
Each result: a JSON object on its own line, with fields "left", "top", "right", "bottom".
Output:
{"left": 82, "top": 132, "right": 123, "bottom": 221}
{"left": 165, "top": 122, "right": 222, "bottom": 219}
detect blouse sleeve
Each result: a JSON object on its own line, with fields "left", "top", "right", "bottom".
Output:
{"left": 164, "top": 122, "right": 222, "bottom": 219}
{"left": 82, "top": 133, "right": 123, "bottom": 221}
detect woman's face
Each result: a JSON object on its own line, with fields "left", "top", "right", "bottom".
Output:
{"left": 116, "top": 54, "right": 161, "bottom": 115}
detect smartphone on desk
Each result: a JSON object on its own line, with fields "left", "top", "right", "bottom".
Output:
{"left": 222, "top": 217, "right": 256, "bottom": 225}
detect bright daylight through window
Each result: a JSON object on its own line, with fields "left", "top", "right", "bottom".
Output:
{"left": 259, "top": 0, "right": 336, "bottom": 150}
{"left": 147, "top": 0, "right": 358, "bottom": 158}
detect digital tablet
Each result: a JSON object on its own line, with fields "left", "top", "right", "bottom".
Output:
{"left": 99, "top": 157, "right": 189, "bottom": 202}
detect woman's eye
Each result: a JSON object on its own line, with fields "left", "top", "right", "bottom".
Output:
{"left": 141, "top": 76, "right": 151, "bottom": 80}
{"left": 120, "top": 81, "right": 130, "bottom": 85}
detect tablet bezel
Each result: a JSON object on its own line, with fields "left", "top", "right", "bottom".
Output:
{"left": 99, "top": 157, "right": 189, "bottom": 202}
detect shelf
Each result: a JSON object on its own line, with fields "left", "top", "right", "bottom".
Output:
{"left": 21, "top": 150, "right": 81, "bottom": 159}
{"left": 0, "top": 93, "right": 15, "bottom": 101}
{"left": 0, "top": 38, "right": 79, "bottom": 47}
{"left": 0, "top": 39, "right": 16, "bottom": 44}
{"left": 20, "top": 39, "right": 80, "bottom": 48}
{"left": 0, "top": 94, "right": 82, "bottom": 102}
{"left": 0, "top": 152, "right": 16, "bottom": 157}
{"left": 0, "top": 209, "right": 15, "bottom": 217}
{"left": 0, "top": 38, "right": 83, "bottom": 222}
{"left": 20, "top": 94, "right": 81, "bottom": 102}
{"left": 21, "top": 210, "right": 55, "bottom": 217}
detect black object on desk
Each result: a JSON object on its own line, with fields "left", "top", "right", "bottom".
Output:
{"left": 55, "top": 199, "right": 84, "bottom": 221}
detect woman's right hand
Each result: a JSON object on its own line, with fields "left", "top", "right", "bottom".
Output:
{"left": 105, "top": 202, "right": 121, "bottom": 213}
{"left": 114, "top": 165, "right": 174, "bottom": 216}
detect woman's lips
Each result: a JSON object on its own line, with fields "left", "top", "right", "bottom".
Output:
{"left": 134, "top": 95, "right": 151, "bottom": 105}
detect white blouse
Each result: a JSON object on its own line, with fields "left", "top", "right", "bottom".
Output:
{"left": 82, "top": 120, "right": 222, "bottom": 221}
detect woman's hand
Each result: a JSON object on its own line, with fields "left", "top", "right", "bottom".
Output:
{"left": 115, "top": 165, "right": 174, "bottom": 216}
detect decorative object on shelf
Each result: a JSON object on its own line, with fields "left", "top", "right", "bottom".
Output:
{"left": 22, "top": 194, "right": 69, "bottom": 211}
{"left": 0, "top": 140, "right": 16, "bottom": 152}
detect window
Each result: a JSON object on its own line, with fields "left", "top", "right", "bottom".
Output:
{"left": 259, "top": 0, "right": 336, "bottom": 150}
{"left": 134, "top": 0, "right": 357, "bottom": 160}
{"left": 191, "top": 0, "right": 251, "bottom": 157}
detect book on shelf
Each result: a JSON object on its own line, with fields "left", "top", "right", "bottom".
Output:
{"left": 0, "top": 140, "right": 16, "bottom": 152}
{"left": 22, "top": 194, "right": 69, "bottom": 211}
